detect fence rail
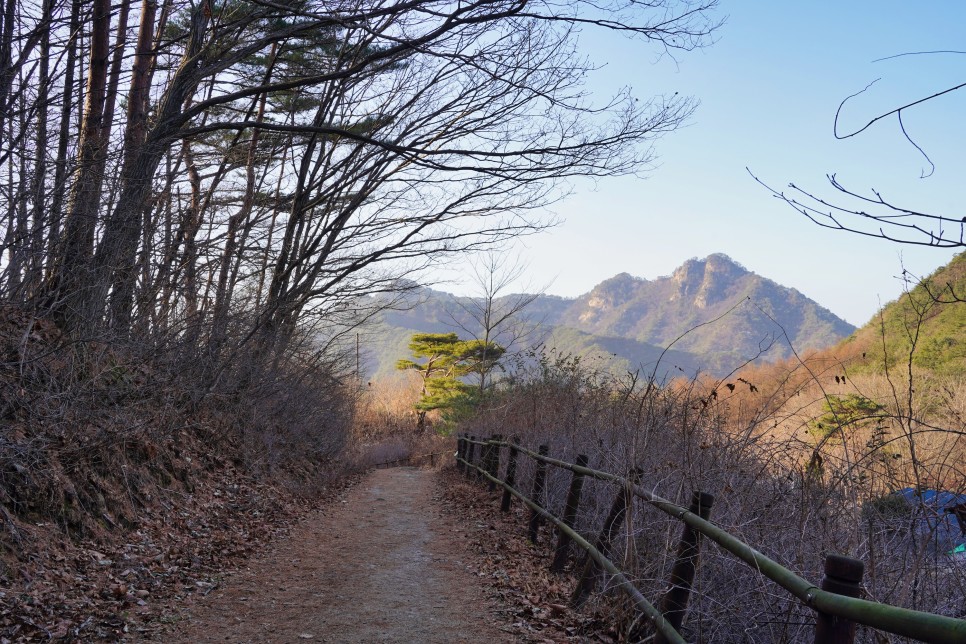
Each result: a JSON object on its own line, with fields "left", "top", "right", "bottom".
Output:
{"left": 455, "top": 434, "right": 966, "bottom": 644}
{"left": 372, "top": 450, "right": 448, "bottom": 469}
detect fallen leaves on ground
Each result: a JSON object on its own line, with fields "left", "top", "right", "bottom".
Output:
{"left": 436, "top": 469, "right": 623, "bottom": 643}
{"left": 0, "top": 458, "right": 360, "bottom": 642}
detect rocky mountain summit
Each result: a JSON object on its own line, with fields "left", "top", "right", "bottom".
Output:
{"left": 545, "top": 254, "right": 853, "bottom": 363}
{"left": 373, "top": 254, "right": 856, "bottom": 377}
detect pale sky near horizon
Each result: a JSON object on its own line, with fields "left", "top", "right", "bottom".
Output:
{"left": 434, "top": 1, "right": 965, "bottom": 327}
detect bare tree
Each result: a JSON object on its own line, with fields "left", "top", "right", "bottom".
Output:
{"left": 0, "top": 0, "right": 721, "bottom": 398}
{"left": 753, "top": 51, "right": 966, "bottom": 250}
{"left": 752, "top": 170, "right": 966, "bottom": 250}
{"left": 46, "top": 0, "right": 112, "bottom": 330}
{"left": 449, "top": 251, "right": 545, "bottom": 392}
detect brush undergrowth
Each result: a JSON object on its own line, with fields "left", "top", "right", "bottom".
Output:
{"left": 457, "top": 346, "right": 966, "bottom": 643}
{"left": 0, "top": 304, "right": 360, "bottom": 569}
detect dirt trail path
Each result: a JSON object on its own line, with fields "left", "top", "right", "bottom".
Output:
{"left": 158, "top": 467, "right": 511, "bottom": 643}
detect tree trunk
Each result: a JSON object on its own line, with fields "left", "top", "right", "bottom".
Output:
{"left": 0, "top": 0, "right": 16, "bottom": 156}
{"left": 46, "top": 0, "right": 82, "bottom": 265}
{"left": 254, "top": 138, "right": 291, "bottom": 309}
{"left": 181, "top": 139, "right": 203, "bottom": 340}
{"left": 8, "top": 94, "right": 30, "bottom": 292}
{"left": 92, "top": 0, "right": 209, "bottom": 335}
{"left": 210, "top": 45, "right": 278, "bottom": 357}
{"left": 103, "top": 0, "right": 157, "bottom": 331}
{"left": 24, "top": 0, "right": 57, "bottom": 296}
{"left": 47, "top": 0, "right": 111, "bottom": 331}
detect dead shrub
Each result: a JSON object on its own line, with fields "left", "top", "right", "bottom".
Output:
{"left": 457, "top": 347, "right": 966, "bottom": 642}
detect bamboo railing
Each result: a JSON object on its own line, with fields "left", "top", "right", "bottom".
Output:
{"left": 456, "top": 435, "right": 966, "bottom": 644}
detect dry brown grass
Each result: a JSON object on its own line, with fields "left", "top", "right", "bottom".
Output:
{"left": 346, "top": 373, "right": 453, "bottom": 468}
{"left": 456, "top": 348, "right": 966, "bottom": 642}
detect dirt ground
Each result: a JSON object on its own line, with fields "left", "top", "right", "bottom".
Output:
{"left": 154, "top": 467, "right": 515, "bottom": 643}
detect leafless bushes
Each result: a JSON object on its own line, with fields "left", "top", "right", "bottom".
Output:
{"left": 346, "top": 374, "right": 453, "bottom": 469}
{"left": 0, "top": 300, "right": 360, "bottom": 549}
{"left": 460, "top": 347, "right": 966, "bottom": 641}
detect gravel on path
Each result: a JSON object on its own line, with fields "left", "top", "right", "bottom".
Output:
{"left": 159, "top": 467, "right": 513, "bottom": 643}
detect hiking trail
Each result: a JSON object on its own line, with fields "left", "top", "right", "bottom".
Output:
{"left": 158, "top": 467, "right": 511, "bottom": 643}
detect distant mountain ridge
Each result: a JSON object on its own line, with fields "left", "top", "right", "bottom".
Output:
{"left": 368, "top": 253, "right": 856, "bottom": 378}
{"left": 541, "top": 254, "right": 854, "bottom": 364}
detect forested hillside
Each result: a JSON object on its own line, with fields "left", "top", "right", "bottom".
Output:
{"left": 836, "top": 252, "right": 966, "bottom": 374}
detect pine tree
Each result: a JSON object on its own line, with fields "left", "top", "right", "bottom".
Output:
{"left": 396, "top": 332, "right": 504, "bottom": 430}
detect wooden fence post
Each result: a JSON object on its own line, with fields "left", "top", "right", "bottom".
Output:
{"left": 528, "top": 445, "right": 550, "bottom": 543}
{"left": 479, "top": 437, "right": 492, "bottom": 483}
{"left": 485, "top": 434, "right": 502, "bottom": 491}
{"left": 500, "top": 437, "right": 520, "bottom": 512}
{"left": 551, "top": 454, "right": 590, "bottom": 572}
{"left": 466, "top": 436, "right": 477, "bottom": 477}
{"left": 456, "top": 436, "right": 465, "bottom": 472}
{"left": 477, "top": 435, "right": 491, "bottom": 483}
{"left": 814, "top": 554, "right": 864, "bottom": 644}
{"left": 655, "top": 491, "right": 714, "bottom": 643}
{"left": 571, "top": 467, "right": 642, "bottom": 607}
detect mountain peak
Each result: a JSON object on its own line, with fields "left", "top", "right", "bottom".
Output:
{"left": 598, "top": 271, "right": 644, "bottom": 288}
{"left": 705, "top": 252, "right": 747, "bottom": 271}
{"left": 374, "top": 252, "right": 856, "bottom": 378}
{"left": 558, "top": 253, "right": 854, "bottom": 367}
{"left": 669, "top": 254, "right": 749, "bottom": 306}
{"left": 582, "top": 273, "right": 645, "bottom": 323}
{"left": 673, "top": 253, "right": 746, "bottom": 277}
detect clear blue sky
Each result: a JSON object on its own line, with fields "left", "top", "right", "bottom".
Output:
{"left": 439, "top": 1, "right": 965, "bottom": 327}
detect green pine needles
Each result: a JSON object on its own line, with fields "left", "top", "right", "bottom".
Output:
{"left": 396, "top": 333, "right": 504, "bottom": 431}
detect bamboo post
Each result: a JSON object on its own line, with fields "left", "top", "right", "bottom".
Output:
{"left": 527, "top": 445, "right": 550, "bottom": 543}
{"left": 500, "top": 437, "right": 520, "bottom": 512}
{"left": 572, "top": 467, "right": 642, "bottom": 607}
{"left": 814, "top": 554, "right": 864, "bottom": 644}
{"left": 655, "top": 491, "right": 714, "bottom": 644}
{"left": 551, "top": 454, "right": 590, "bottom": 572}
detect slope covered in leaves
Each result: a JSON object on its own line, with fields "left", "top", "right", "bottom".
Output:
{"left": 0, "top": 306, "right": 357, "bottom": 640}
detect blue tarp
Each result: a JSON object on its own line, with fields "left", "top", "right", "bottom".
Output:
{"left": 892, "top": 488, "right": 966, "bottom": 556}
